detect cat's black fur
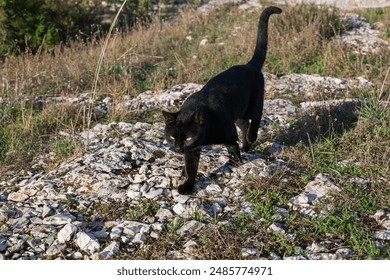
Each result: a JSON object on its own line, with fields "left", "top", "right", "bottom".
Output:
{"left": 162, "top": 6, "right": 282, "bottom": 195}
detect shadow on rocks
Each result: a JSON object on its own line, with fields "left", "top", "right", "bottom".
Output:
{"left": 275, "top": 100, "right": 361, "bottom": 146}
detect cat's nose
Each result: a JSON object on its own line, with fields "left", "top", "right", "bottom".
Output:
{"left": 170, "top": 145, "right": 183, "bottom": 153}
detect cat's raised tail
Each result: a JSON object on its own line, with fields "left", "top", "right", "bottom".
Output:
{"left": 248, "top": 6, "right": 282, "bottom": 69}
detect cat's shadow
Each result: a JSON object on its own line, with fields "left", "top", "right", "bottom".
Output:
{"left": 272, "top": 99, "right": 361, "bottom": 146}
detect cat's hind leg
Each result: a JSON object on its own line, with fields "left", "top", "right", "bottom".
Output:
{"left": 248, "top": 117, "right": 261, "bottom": 144}
{"left": 236, "top": 118, "right": 251, "bottom": 152}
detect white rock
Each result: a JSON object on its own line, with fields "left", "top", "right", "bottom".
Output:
{"left": 199, "top": 38, "right": 209, "bottom": 46}
{"left": 75, "top": 232, "right": 100, "bottom": 255}
{"left": 45, "top": 240, "right": 64, "bottom": 257}
{"left": 238, "top": 0, "right": 261, "bottom": 11}
{"left": 371, "top": 209, "right": 390, "bottom": 229}
{"left": 110, "top": 226, "right": 123, "bottom": 239}
{"left": 268, "top": 222, "right": 286, "bottom": 234}
{"left": 43, "top": 213, "right": 76, "bottom": 226}
{"left": 183, "top": 240, "right": 197, "bottom": 253}
{"left": 57, "top": 223, "right": 77, "bottom": 244}
{"left": 173, "top": 192, "right": 190, "bottom": 203}
{"left": 374, "top": 230, "right": 390, "bottom": 241}
{"left": 284, "top": 255, "right": 307, "bottom": 260}
{"left": 172, "top": 203, "right": 187, "bottom": 216}
{"left": 336, "top": 248, "right": 354, "bottom": 258}
{"left": 234, "top": 189, "right": 244, "bottom": 197}
{"left": 307, "top": 253, "right": 337, "bottom": 260}
{"left": 133, "top": 174, "right": 146, "bottom": 184}
{"left": 241, "top": 248, "right": 259, "bottom": 257}
{"left": 167, "top": 250, "right": 185, "bottom": 260}
{"left": 155, "top": 208, "right": 173, "bottom": 221}
{"left": 309, "top": 241, "right": 325, "bottom": 253}
{"left": 306, "top": 174, "right": 340, "bottom": 199}
{"left": 122, "top": 221, "right": 149, "bottom": 237}
{"left": 143, "top": 188, "right": 164, "bottom": 199}
{"left": 290, "top": 174, "right": 340, "bottom": 213}
{"left": 150, "top": 231, "right": 160, "bottom": 239}
{"left": 152, "top": 222, "right": 164, "bottom": 232}
{"left": 374, "top": 241, "right": 385, "bottom": 249}
{"left": 205, "top": 184, "right": 223, "bottom": 195}
{"left": 132, "top": 233, "right": 146, "bottom": 243}
{"left": 100, "top": 241, "right": 120, "bottom": 259}
{"left": 291, "top": 193, "right": 314, "bottom": 206}
{"left": 8, "top": 192, "right": 29, "bottom": 202}
{"left": 71, "top": 251, "right": 83, "bottom": 260}
{"left": 127, "top": 188, "right": 141, "bottom": 199}
{"left": 176, "top": 220, "right": 205, "bottom": 236}
{"left": 270, "top": 252, "right": 281, "bottom": 260}
{"left": 41, "top": 205, "right": 54, "bottom": 218}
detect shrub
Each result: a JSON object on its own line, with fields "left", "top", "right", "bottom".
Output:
{"left": 0, "top": 0, "right": 101, "bottom": 56}
{"left": 0, "top": 0, "right": 157, "bottom": 57}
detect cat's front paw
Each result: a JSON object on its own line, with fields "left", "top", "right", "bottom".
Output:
{"left": 178, "top": 181, "right": 195, "bottom": 195}
{"left": 242, "top": 143, "right": 252, "bottom": 153}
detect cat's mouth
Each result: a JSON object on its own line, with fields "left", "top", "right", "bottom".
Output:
{"left": 169, "top": 145, "right": 197, "bottom": 154}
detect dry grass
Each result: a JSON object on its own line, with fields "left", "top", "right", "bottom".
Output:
{"left": 1, "top": 4, "right": 388, "bottom": 99}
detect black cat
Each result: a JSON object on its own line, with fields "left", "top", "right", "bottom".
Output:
{"left": 162, "top": 6, "right": 282, "bottom": 195}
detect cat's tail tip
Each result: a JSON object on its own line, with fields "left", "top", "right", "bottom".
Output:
{"left": 264, "top": 6, "right": 283, "bottom": 15}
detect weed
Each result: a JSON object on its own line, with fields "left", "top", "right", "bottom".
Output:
{"left": 53, "top": 138, "right": 77, "bottom": 159}
{"left": 166, "top": 218, "right": 185, "bottom": 233}
{"left": 89, "top": 199, "right": 159, "bottom": 222}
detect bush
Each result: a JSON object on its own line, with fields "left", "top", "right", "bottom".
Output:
{"left": 0, "top": 0, "right": 158, "bottom": 57}
{"left": 0, "top": 0, "right": 101, "bottom": 56}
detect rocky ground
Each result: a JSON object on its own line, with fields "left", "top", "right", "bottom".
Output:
{"left": 0, "top": 2, "right": 389, "bottom": 260}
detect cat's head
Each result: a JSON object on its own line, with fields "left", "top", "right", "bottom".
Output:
{"left": 162, "top": 109, "right": 206, "bottom": 153}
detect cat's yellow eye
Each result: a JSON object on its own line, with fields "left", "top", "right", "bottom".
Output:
{"left": 185, "top": 136, "right": 192, "bottom": 142}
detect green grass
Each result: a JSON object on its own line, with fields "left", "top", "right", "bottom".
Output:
{"left": 53, "top": 138, "right": 78, "bottom": 159}
{"left": 359, "top": 7, "right": 390, "bottom": 23}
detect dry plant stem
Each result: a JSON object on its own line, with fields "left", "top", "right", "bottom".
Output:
{"left": 86, "top": 0, "right": 129, "bottom": 139}
{"left": 380, "top": 66, "right": 390, "bottom": 105}
{"left": 307, "top": 132, "right": 315, "bottom": 165}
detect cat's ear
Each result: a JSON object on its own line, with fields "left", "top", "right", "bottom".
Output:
{"left": 194, "top": 110, "right": 204, "bottom": 126}
{"left": 162, "top": 110, "right": 178, "bottom": 125}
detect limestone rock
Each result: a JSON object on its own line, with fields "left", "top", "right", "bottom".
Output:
{"left": 177, "top": 220, "right": 205, "bottom": 236}
{"left": 7, "top": 192, "right": 29, "bottom": 202}
{"left": 45, "top": 240, "right": 65, "bottom": 257}
{"left": 374, "top": 230, "right": 390, "bottom": 241}
{"left": 43, "top": 213, "right": 76, "bottom": 226}
{"left": 155, "top": 208, "right": 174, "bottom": 221}
{"left": 75, "top": 232, "right": 100, "bottom": 255}
{"left": 100, "top": 241, "right": 120, "bottom": 259}
{"left": 241, "top": 248, "right": 259, "bottom": 257}
{"left": 290, "top": 174, "right": 341, "bottom": 216}
{"left": 57, "top": 223, "right": 77, "bottom": 244}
